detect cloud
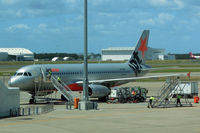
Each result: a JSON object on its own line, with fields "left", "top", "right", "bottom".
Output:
{"left": 94, "top": 24, "right": 105, "bottom": 30}
{"left": 1, "top": 0, "right": 17, "bottom": 5}
{"left": 38, "top": 24, "right": 47, "bottom": 30}
{"left": 139, "top": 12, "right": 174, "bottom": 26}
{"left": 63, "top": 0, "right": 76, "bottom": 4}
{"left": 98, "top": 12, "right": 114, "bottom": 17}
{"left": 0, "top": 0, "right": 80, "bottom": 19}
{"left": 174, "top": 0, "right": 184, "bottom": 9}
{"left": 139, "top": 18, "right": 155, "bottom": 26}
{"left": 6, "top": 24, "right": 30, "bottom": 32}
{"left": 148, "top": 0, "right": 184, "bottom": 9}
{"left": 157, "top": 13, "right": 175, "bottom": 24}
{"left": 148, "top": 0, "right": 169, "bottom": 6}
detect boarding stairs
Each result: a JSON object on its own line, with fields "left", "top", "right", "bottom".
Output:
{"left": 152, "top": 77, "right": 179, "bottom": 108}
{"left": 152, "top": 77, "right": 192, "bottom": 108}
{"left": 33, "top": 67, "right": 56, "bottom": 103}
{"left": 34, "top": 67, "right": 75, "bottom": 104}
{"left": 51, "top": 76, "right": 75, "bottom": 104}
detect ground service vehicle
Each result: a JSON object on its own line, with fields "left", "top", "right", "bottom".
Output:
{"left": 109, "top": 87, "right": 148, "bottom": 103}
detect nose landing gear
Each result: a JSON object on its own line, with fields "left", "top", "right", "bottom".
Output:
{"left": 29, "top": 95, "right": 36, "bottom": 104}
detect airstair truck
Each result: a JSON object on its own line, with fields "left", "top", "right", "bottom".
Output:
{"left": 171, "top": 81, "right": 198, "bottom": 98}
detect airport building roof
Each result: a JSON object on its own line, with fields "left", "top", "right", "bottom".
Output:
{"left": 0, "top": 48, "right": 33, "bottom": 55}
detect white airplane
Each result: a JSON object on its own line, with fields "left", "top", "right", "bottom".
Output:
{"left": 8, "top": 30, "right": 181, "bottom": 103}
{"left": 51, "top": 57, "right": 59, "bottom": 62}
{"left": 189, "top": 52, "right": 200, "bottom": 59}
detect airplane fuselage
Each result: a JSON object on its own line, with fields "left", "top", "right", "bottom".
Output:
{"left": 8, "top": 63, "right": 150, "bottom": 94}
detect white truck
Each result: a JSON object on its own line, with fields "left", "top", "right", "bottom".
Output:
{"left": 171, "top": 81, "right": 198, "bottom": 98}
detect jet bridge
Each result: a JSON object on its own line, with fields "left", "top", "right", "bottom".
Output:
{"left": 152, "top": 77, "right": 192, "bottom": 108}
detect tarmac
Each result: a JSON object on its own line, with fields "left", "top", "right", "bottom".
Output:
{"left": 0, "top": 80, "right": 200, "bottom": 133}
{"left": 0, "top": 102, "right": 200, "bottom": 133}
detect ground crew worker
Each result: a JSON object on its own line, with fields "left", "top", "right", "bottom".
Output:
{"left": 176, "top": 95, "right": 182, "bottom": 107}
{"left": 48, "top": 70, "right": 52, "bottom": 80}
{"left": 164, "top": 97, "right": 169, "bottom": 106}
{"left": 57, "top": 76, "right": 61, "bottom": 84}
{"left": 148, "top": 96, "right": 155, "bottom": 108}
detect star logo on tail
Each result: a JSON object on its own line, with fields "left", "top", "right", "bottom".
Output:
{"left": 138, "top": 37, "right": 147, "bottom": 58}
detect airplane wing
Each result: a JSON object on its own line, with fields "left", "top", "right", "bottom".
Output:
{"left": 143, "top": 66, "right": 178, "bottom": 71}
{"left": 76, "top": 73, "right": 187, "bottom": 84}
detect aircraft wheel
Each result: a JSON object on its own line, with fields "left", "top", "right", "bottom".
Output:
{"left": 99, "top": 96, "right": 108, "bottom": 102}
{"left": 29, "top": 99, "right": 35, "bottom": 104}
{"left": 140, "top": 97, "right": 145, "bottom": 102}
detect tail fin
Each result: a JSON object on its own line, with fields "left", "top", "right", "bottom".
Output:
{"left": 128, "top": 30, "right": 150, "bottom": 64}
{"left": 128, "top": 30, "right": 150, "bottom": 75}
{"left": 189, "top": 52, "right": 194, "bottom": 58}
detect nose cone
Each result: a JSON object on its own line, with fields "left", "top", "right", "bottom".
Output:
{"left": 8, "top": 76, "right": 24, "bottom": 88}
{"left": 8, "top": 79, "right": 12, "bottom": 86}
{"left": 8, "top": 77, "right": 17, "bottom": 87}
{"left": 8, "top": 76, "right": 34, "bottom": 90}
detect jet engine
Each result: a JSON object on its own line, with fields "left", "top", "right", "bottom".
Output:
{"left": 88, "top": 84, "right": 111, "bottom": 98}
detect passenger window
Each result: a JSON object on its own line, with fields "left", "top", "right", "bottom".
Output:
{"left": 24, "top": 72, "right": 28, "bottom": 76}
{"left": 17, "top": 73, "right": 23, "bottom": 76}
{"left": 28, "top": 72, "right": 32, "bottom": 76}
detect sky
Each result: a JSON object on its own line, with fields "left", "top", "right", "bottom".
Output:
{"left": 0, "top": 0, "right": 199, "bottom": 54}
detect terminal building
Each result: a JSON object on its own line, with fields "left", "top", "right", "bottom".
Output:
{"left": 101, "top": 47, "right": 175, "bottom": 61}
{"left": 0, "top": 48, "right": 34, "bottom": 61}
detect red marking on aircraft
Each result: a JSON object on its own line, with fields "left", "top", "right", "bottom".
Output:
{"left": 138, "top": 37, "right": 147, "bottom": 58}
{"left": 68, "top": 83, "right": 83, "bottom": 91}
{"left": 51, "top": 68, "right": 59, "bottom": 72}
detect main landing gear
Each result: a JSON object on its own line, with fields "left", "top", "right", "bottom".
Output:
{"left": 29, "top": 95, "right": 36, "bottom": 104}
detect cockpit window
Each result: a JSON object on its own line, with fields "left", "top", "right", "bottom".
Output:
{"left": 17, "top": 72, "right": 23, "bottom": 76}
{"left": 24, "top": 72, "right": 28, "bottom": 76}
{"left": 14, "top": 71, "right": 32, "bottom": 76}
{"left": 28, "top": 72, "right": 32, "bottom": 76}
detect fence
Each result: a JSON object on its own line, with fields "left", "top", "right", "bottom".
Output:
{"left": 10, "top": 104, "right": 54, "bottom": 117}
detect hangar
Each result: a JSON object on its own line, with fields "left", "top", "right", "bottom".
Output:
{"left": 101, "top": 47, "right": 174, "bottom": 61}
{"left": 0, "top": 48, "right": 34, "bottom": 61}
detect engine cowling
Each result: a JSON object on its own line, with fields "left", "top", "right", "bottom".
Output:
{"left": 88, "top": 84, "right": 111, "bottom": 98}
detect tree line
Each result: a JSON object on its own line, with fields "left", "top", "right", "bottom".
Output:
{"left": 34, "top": 53, "right": 101, "bottom": 60}
{"left": 34, "top": 53, "right": 199, "bottom": 60}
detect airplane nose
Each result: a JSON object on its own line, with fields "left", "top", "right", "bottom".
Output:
{"left": 8, "top": 79, "right": 13, "bottom": 87}
{"left": 8, "top": 77, "right": 17, "bottom": 87}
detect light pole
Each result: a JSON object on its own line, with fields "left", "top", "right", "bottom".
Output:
{"left": 83, "top": 0, "right": 88, "bottom": 102}
{"left": 79, "top": 0, "right": 97, "bottom": 110}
